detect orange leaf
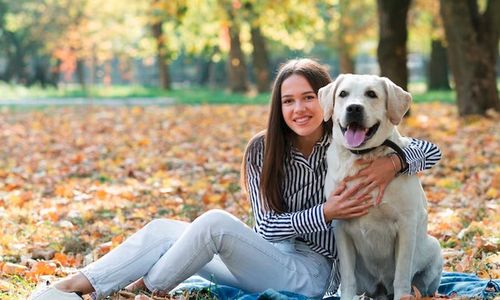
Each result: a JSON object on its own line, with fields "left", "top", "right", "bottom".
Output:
{"left": 96, "top": 189, "right": 107, "bottom": 200}
{"left": 47, "top": 211, "right": 60, "bottom": 222}
{"left": 54, "top": 252, "right": 69, "bottom": 266}
{"left": 70, "top": 153, "right": 84, "bottom": 164}
{"left": 120, "top": 191, "right": 135, "bottom": 201}
{"left": 2, "top": 262, "right": 28, "bottom": 275}
{"left": 55, "top": 185, "right": 72, "bottom": 197}
{"left": 112, "top": 235, "right": 124, "bottom": 247}
{"left": 30, "top": 261, "right": 57, "bottom": 275}
{"left": 7, "top": 191, "right": 32, "bottom": 207}
{"left": 96, "top": 241, "right": 112, "bottom": 257}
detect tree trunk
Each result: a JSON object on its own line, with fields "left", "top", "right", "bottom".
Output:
{"left": 49, "top": 58, "right": 61, "bottom": 87}
{"left": 2, "top": 46, "right": 17, "bottom": 82}
{"left": 250, "top": 25, "right": 270, "bottom": 93}
{"left": 151, "top": 21, "right": 171, "bottom": 90}
{"left": 197, "top": 56, "right": 211, "bottom": 86}
{"left": 427, "top": 39, "right": 450, "bottom": 90}
{"left": 76, "top": 59, "right": 86, "bottom": 90}
{"left": 440, "top": 0, "right": 499, "bottom": 116}
{"left": 3, "top": 31, "right": 28, "bottom": 84}
{"left": 226, "top": 5, "right": 248, "bottom": 93}
{"left": 376, "top": 0, "right": 411, "bottom": 91}
{"left": 339, "top": 49, "right": 355, "bottom": 74}
{"left": 31, "top": 56, "right": 48, "bottom": 87}
{"left": 338, "top": 0, "right": 355, "bottom": 74}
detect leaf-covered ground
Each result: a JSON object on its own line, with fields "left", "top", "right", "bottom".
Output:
{"left": 0, "top": 103, "right": 498, "bottom": 299}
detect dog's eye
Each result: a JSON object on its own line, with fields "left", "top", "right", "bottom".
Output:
{"left": 365, "top": 90, "right": 377, "bottom": 98}
{"left": 339, "top": 91, "right": 348, "bottom": 98}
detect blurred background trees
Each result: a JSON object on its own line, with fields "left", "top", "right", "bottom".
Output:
{"left": 0, "top": 0, "right": 498, "bottom": 116}
{"left": 440, "top": 0, "right": 499, "bottom": 115}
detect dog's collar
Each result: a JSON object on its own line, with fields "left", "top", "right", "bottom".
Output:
{"left": 348, "top": 139, "right": 406, "bottom": 161}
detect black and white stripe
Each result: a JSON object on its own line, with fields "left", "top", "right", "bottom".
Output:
{"left": 244, "top": 133, "right": 441, "bottom": 295}
{"left": 401, "top": 138, "right": 442, "bottom": 175}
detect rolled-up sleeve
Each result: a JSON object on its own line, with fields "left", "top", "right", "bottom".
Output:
{"left": 401, "top": 138, "right": 442, "bottom": 175}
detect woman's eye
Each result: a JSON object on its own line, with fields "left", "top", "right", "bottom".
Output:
{"left": 282, "top": 99, "right": 293, "bottom": 104}
{"left": 305, "top": 95, "right": 315, "bottom": 101}
{"left": 366, "top": 90, "right": 377, "bottom": 98}
{"left": 339, "top": 91, "right": 347, "bottom": 97}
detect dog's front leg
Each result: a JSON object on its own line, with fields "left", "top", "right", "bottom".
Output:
{"left": 393, "top": 220, "right": 417, "bottom": 299}
{"left": 335, "top": 224, "right": 358, "bottom": 300}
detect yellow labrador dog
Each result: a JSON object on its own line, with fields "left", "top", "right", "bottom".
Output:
{"left": 319, "top": 74, "right": 442, "bottom": 300}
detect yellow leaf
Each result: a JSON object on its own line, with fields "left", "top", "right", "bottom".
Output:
{"left": 436, "top": 178, "right": 460, "bottom": 189}
{"left": 486, "top": 253, "right": 500, "bottom": 265}
{"left": 486, "top": 188, "right": 497, "bottom": 199}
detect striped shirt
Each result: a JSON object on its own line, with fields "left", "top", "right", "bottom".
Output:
{"left": 244, "top": 133, "right": 441, "bottom": 295}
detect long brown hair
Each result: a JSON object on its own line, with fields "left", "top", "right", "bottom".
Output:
{"left": 242, "top": 58, "right": 333, "bottom": 213}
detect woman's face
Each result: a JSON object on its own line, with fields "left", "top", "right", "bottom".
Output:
{"left": 281, "top": 74, "right": 324, "bottom": 141}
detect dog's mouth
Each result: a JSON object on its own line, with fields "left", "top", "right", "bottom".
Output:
{"left": 339, "top": 121, "right": 380, "bottom": 148}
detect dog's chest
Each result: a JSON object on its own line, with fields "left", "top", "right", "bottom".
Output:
{"left": 324, "top": 147, "right": 391, "bottom": 200}
{"left": 346, "top": 205, "right": 399, "bottom": 244}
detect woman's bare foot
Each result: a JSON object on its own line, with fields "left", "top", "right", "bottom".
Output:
{"left": 124, "top": 278, "right": 168, "bottom": 297}
{"left": 53, "top": 272, "right": 94, "bottom": 294}
{"left": 125, "top": 278, "right": 147, "bottom": 292}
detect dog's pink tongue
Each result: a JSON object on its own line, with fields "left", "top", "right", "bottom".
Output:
{"left": 345, "top": 127, "right": 367, "bottom": 148}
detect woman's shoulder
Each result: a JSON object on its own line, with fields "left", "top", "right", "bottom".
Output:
{"left": 246, "top": 131, "right": 265, "bottom": 152}
{"left": 244, "top": 131, "right": 265, "bottom": 162}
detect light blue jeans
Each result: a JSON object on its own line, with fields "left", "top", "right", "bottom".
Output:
{"left": 80, "top": 209, "right": 332, "bottom": 299}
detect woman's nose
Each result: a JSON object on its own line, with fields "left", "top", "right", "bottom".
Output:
{"left": 294, "top": 100, "right": 306, "bottom": 111}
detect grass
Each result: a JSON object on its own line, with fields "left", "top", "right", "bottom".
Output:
{"left": 408, "top": 82, "right": 456, "bottom": 103}
{"left": 0, "top": 82, "right": 455, "bottom": 105}
{"left": 0, "top": 275, "right": 34, "bottom": 300}
{"left": 0, "top": 83, "right": 271, "bottom": 105}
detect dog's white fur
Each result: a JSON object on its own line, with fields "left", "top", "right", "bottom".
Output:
{"left": 319, "top": 74, "right": 442, "bottom": 299}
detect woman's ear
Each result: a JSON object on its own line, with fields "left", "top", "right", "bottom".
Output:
{"left": 319, "top": 75, "right": 344, "bottom": 122}
{"left": 383, "top": 77, "right": 412, "bottom": 125}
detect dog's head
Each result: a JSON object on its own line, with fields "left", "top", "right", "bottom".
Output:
{"left": 318, "top": 74, "right": 411, "bottom": 150}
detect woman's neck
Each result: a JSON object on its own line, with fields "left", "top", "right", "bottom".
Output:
{"left": 294, "top": 127, "right": 324, "bottom": 158}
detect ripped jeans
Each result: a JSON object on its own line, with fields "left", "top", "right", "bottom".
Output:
{"left": 80, "top": 209, "right": 332, "bottom": 299}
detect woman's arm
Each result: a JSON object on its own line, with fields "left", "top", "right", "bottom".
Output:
{"left": 345, "top": 138, "right": 441, "bottom": 204}
{"left": 246, "top": 154, "right": 330, "bottom": 241}
{"left": 399, "top": 138, "right": 442, "bottom": 175}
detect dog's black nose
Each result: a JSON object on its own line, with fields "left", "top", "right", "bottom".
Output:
{"left": 346, "top": 104, "right": 364, "bottom": 123}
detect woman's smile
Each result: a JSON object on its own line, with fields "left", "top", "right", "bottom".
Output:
{"left": 294, "top": 115, "right": 313, "bottom": 125}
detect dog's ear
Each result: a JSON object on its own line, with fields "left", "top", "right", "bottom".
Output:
{"left": 383, "top": 77, "right": 412, "bottom": 125}
{"left": 319, "top": 75, "right": 344, "bottom": 122}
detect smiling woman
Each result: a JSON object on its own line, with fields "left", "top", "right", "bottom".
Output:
{"left": 280, "top": 74, "right": 325, "bottom": 157}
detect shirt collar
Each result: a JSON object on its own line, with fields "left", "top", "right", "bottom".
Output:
{"left": 316, "top": 132, "right": 331, "bottom": 148}
{"left": 289, "top": 132, "right": 331, "bottom": 158}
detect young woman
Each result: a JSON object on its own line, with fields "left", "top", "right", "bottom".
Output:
{"left": 30, "top": 58, "right": 441, "bottom": 300}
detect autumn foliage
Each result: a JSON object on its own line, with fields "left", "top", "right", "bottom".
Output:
{"left": 0, "top": 103, "right": 498, "bottom": 298}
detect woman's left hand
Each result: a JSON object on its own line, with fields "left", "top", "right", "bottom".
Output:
{"left": 344, "top": 154, "right": 401, "bottom": 205}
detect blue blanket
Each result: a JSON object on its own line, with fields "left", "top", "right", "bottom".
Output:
{"left": 172, "top": 272, "right": 500, "bottom": 299}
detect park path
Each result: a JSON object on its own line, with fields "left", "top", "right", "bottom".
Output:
{"left": 0, "top": 97, "right": 175, "bottom": 107}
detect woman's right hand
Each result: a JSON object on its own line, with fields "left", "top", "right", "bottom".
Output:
{"left": 323, "top": 181, "right": 373, "bottom": 222}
